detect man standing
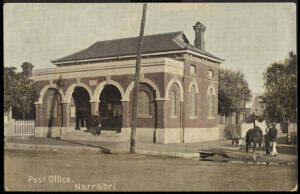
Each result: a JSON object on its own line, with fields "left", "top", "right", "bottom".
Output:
{"left": 265, "top": 123, "right": 278, "bottom": 156}
{"left": 75, "top": 109, "right": 81, "bottom": 130}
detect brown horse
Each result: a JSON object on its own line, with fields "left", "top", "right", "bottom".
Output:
{"left": 245, "top": 126, "right": 263, "bottom": 161}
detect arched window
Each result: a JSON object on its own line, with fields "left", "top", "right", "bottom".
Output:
{"left": 137, "top": 91, "right": 150, "bottom": 116}
{"left": 170, "top": 89, "right": 177, "bottom": 117}
{"left": 189, "top": 85, "right": 196, "bottom": 117}
{"left": 208, "top": 88, "right": 215, "bottom": 117}
{"left": 47, "top": 88, "right": 58, "bottom": 118}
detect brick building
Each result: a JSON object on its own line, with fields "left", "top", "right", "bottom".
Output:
{"left": 31, "top": 22, "right": 224, "bottom": 143}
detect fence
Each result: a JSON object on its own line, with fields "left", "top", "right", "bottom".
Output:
{"left": 12, "top": 120, "right": 35, "bottom": 137}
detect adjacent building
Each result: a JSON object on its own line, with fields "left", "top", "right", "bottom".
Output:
{"left": 31, "top": 22, "right": 224, "bottom": 143}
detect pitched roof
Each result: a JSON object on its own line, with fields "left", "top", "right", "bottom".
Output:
{"left": 52, "top": 31, "right": 223, "bottom": 64}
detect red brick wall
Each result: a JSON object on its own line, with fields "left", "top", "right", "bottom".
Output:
{"left": 58, "top": 79, "right": 74, "bottom": 94}
{"left": 144, "top": 72, "right": 165, "bottom": 98}
{"left": 35, "top": 104, "right": 42, "bottom": 127}
{"left": 111, "top": 74, "right": 135, "bottom": 93}
{"left": 35, "top": 80, "right": 48, "bottom": 96}
{"left": 34, "top": 57, "right": 220, "bottom": 130}
{"left": 182, "top": 56, "right": 219, "bottom": 128}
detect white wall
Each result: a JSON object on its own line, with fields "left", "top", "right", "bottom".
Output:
{"left": 121, "top": 128, "right": 156, "bottom": 143}
{"left": 155, "top": 128, "right": 181, "bottom": 144}
{"left": 288, "top": 123, "right": 297, "bottom": 132}
{"left": 4, "top": 119, "right": 15, "bottom": 137}
{"left": 35, "top": 127, "right": 61, "bottom": 137}
{"left": 184, "top": 127, "right": 220, "bottom": 143}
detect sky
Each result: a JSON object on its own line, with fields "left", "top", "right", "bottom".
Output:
{"left": 4, "top": 3, "right": 296, "bottom": 93}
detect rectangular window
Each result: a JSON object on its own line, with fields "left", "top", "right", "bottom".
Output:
{"left": 190, "top": 65, "right": 196, "bottom": 75}
{"left": 208, "top": 70, "right": 213, "bottom": 79}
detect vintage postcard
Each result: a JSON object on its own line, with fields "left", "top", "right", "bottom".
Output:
{"left": 4, "top": 2, "right": 297, "bottom": 191}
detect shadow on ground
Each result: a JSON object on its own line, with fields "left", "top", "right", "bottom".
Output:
{"left": 276, "top": 145, "right": 297, "bottom": 155}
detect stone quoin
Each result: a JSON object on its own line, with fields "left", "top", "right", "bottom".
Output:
{"left": 30, "top": 22, "right": 224, "bottom": 144}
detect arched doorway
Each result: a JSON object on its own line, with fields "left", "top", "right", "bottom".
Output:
{"left": 99, "top": 85, "right": 123, "bottom": 132}
{"left": 70, "top": 87, "right": 91, "bottom": 130}
{"left": 44, "top": 88, "right": 63, "bottom": 128}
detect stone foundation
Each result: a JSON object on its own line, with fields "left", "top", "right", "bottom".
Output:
{"left": 155, "top": 128, "right": 181, "bottom": 144}
{"left": 183, "top": 127, "right": 220, "bottom": 143}
{"left": 122, "top": 128, "right": 182, "bottom": 144}
{"left": 34, "top": 127, "right": 62, "bottom": 137}
{"left": 4, "top": 119, "right": 15, "bottom": 137}
{"left": 34, "top": 126, "right": 222, "bottom": 143}
{"left": 120, "top": 128, "right": 155, "bottom": 143}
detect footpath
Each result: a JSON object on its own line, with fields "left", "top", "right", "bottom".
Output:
{"left": 4, "top": 136, "right": 297, "bottom": 166}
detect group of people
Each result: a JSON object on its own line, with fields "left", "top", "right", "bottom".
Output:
{"left": 241, "top": 121, "right": 279, "bottom": 157}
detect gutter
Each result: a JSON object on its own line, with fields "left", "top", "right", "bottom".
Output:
{"left": 51, "top": 49, "right": 224, "bottom": 65}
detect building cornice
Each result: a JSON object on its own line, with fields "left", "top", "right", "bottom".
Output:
{"left": 32, "top": 57, "right": 184, "bottom": 82}
{"left": 51, "top": 49, "right": 224, "bottom": 66}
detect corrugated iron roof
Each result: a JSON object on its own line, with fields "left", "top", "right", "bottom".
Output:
{"left": 52, "top": 31, "right": 223, "bottom": 64}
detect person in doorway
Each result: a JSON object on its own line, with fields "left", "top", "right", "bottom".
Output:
{"left": 75, "top": 110, "right": 80, "bottom": 130}
{"left": 265, "top": 123, "right": 278, "bottom": 156}
{"left": 80, "top": 111, "right": 85, "bottom": 128}
{"left": 107, "top": 104, "right": 113, "bottom": 129}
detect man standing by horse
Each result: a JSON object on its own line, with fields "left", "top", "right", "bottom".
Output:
{"left": 265, "top": 123, "right": 278, "bottom": 156}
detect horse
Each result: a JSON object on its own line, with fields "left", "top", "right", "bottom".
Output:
{"left": 245, "top": 126, "right": 263, "bottom": 161}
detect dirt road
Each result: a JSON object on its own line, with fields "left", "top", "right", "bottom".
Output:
{"left": 4, "top": 150, "right": 297, "bottom": 191}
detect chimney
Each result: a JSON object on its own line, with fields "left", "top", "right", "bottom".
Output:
{"left": 193, "top": 21, "right": 206, "bottom": 51}
{"left": 21, "top": 62, "right": 34, "bottom": 77}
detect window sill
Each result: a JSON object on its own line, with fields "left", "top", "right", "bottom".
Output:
{"left": 189, "top": 116, "right": 199, "bottom": 119}
{"left": 207, "top": 116, "right": 215, "bottom": 120}
{"left": 170, "top": 116, "right": 178, "bottom": 119}
{"left": 137, "top": 114, "right": 152, "bottom": 119}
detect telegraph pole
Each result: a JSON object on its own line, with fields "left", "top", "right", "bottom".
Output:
{"left": 130, "top": 3, "right": 147, "bottom": 153}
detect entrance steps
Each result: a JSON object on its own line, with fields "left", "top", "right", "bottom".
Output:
{"left": 101, "top": 130, "right": 118, "bottom": 136}
{"left": 60, "top": 129, "right": 125, "bottom": 142}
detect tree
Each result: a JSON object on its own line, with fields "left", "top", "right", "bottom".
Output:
{"left": 4, "top": 66, "right": 36, "bottom": 119}
{"left": 4, "top": 67, "right": 18, "bottom": 112}
{"left": 262, "top": 51, "right": 297, "bottom": 131}
{"left": 245, "top": 113, "right": 264, "bottom": 128}
{"left": 218, "top": 68, "right": 252, "bottom": 124}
